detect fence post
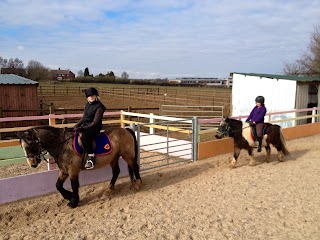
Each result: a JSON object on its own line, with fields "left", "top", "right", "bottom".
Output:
{"left": 48, "top": 114, "right": 56, "bottom": 126}
{"left": 293, "top": 112, "right": 297, "bottom": 127}
{"left": 0, "top": 108, "right": 3, "bottom": 140}
{"left": 120, "top": 110, "right": 125, "bottom": 128}
{"left": 312, "top": 107, "right": 316, "bottom": 123}
{"left": 149, "top": 113, "right": 154, "bottom": 134}
{"left": 192, "top": 116, "right": 198, "bottom": 161}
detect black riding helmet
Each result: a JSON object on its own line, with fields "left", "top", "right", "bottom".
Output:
{"left": 85, "top": 87, "right": 99, "bottom": 97}
{"left": 255, "top": 96, "right": 265, "bottom": 104}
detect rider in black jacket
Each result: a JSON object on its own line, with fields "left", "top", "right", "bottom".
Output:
{"left": 74, "top": 88, "right": 106, "bottom": 169}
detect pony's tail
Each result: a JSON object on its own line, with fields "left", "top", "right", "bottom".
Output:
{"left": 279, "top": 128, "right": 289, "bottom": 156}
{"left": 126, "top": 128, "right": 139, "bottom": 179}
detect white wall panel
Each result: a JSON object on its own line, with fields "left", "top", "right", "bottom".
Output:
{"left": 232, "top": 73, "right": 297, "bottom": 127}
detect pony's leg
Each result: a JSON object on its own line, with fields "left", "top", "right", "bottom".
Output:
{"left": 106, "top": 159, "right": 120, "bottom": 195}
{"left": 277, "top": 151, "right": 284, "bottom": 162}
{"left": 230, "top": 147, "right": 241, "bottom": 168}
{"left": 265, "top": 145, "right": 271, "bottom": 163}
{"left": 131, "top": 161, "right": 142, "bottom": 190}
{"left": 248, "top": 147, "right": 255, "bottom": 166}
{"left": 67, "top": 176, "right": 80, "bottom": 208}
{"left": 56, "top": 170, "right": 72, "bottom": 201}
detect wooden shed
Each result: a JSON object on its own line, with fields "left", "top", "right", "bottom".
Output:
{"left": 231, "top": 73, "right": 320, "bottom": 127}
{"left": 0, "top": 74, "right": 39, "bottom": 134}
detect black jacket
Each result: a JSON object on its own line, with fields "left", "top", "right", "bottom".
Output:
{"left": 75, "top": 100, "right": 106, "bottom": 130}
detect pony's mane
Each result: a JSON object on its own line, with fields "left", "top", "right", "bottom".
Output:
{"left": 227, "top": 118, "right": 243, "bottom": 131}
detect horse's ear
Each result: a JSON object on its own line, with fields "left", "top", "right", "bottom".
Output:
{"left": 16, "top": 131, "right": 24, "bottom": 139}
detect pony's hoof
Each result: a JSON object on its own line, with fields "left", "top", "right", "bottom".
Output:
{"left": 230, "top": 159, "right": 237, "bottom": 168}
{"left": 134, "top": 179, "right": 142, "bottom": 191}
{"left": 249, "top": 161, "right": 256, "bottom": 166}
{"left": 67, "top": 200, "right": 78, "bottom": 208}
{"left": 106, "top": 184, "right": 115, "bottom": 196}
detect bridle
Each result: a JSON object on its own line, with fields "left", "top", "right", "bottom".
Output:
{"left": 21, "top": 129, "right": 49, "bottom": 163}
{"left": 216, "top": 121, "right": 251, "bottom": 137}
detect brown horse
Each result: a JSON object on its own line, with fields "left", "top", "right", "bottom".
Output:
{"left": 18, "top": 125, "right": 142, "bottom": 208}
{"left": 215, "top": 117, "right": 289, "bottom": 167}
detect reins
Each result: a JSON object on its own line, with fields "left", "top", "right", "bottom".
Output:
{"left": 218, "top": 123, "right": 251, "bottom": 137}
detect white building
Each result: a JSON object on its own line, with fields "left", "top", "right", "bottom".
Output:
{"left": 167, "top": 77, "right": 232, "bottom": 87}
{"left": 231, "top": 72, "right": 320, "bottom": 127}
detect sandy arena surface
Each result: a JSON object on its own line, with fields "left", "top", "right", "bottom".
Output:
{"left": 1, "top": 134, "right": 320, "bottom": 239}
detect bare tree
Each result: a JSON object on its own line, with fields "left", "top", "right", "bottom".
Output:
{"left": 77, "top": 70, "right": 84, "bottom": 77}
{"left": 121, "top": 71, "right": 129, "bottom": 80}
{"left": 26, "top": 60, "right": 50, "bottom": 81}
{"left": 0, "top": 57, "right": 24, "bottom": 68}
{"left": 284, "top": 26, "right": 320, "bottom": 77}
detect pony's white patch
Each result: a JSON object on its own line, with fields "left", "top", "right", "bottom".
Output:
{"left": 21, "top": 139, "right": 28, "bottom": 156}
{"left": 242, "top": 122, "right": 268, "bottom": 147}
{"left": 242, "top": 122, "right": 255, "bottom": 146}
{"left": 21, "top": 139, "right": 32, "bottom": 166}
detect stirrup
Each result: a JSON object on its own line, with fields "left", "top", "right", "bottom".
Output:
{"left": 85, "top": 159, "right": 94, "bottom": 170}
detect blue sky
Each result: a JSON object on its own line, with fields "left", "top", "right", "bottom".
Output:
{"left": 0, "top": 0, "right": 319, "bottom": 78}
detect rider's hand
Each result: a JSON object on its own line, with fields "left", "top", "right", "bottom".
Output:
{"left": 74, "top": 126, "right": 86, "bottom": 132}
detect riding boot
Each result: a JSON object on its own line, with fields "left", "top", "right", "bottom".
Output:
{"left": 85, "top": 153, "right": 95, "bottom": 170}
{"left": 257, "top": 137, "right": 262, "bottom": 152}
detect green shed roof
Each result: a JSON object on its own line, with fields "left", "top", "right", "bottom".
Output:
{"left": 231, "top": 72, "right": 320, "bottom": 82}
{"left": 0, "top": 74, "right": 39, "bottom": 85}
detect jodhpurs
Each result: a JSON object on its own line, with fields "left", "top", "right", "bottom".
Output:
{"left": 81, "top": 127, "right": 100, "bottom": 153}
{"left": 256, "top": 123, "right": 264, "bottom": 137}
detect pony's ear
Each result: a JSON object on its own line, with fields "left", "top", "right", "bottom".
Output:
{"left": 16, "top": 131, "right": 24, "bottom": 139}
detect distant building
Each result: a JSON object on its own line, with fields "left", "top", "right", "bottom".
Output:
{"left": 0, "top": 67, "right": 27, "bottom": 78}
{"left": 50, "top": 68, "right": 75, "bottom": 80}
{"left": 167, "top": 77, "right": 232, "bottom": 87}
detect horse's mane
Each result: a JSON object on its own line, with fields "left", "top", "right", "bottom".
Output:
{"left": 33, "top": 125, "right": 71, "bottom": 147}
{"left": 226, "top": 117, "right": 243, "bottom": 131}
{"left": 34, "top": 125, "right": 62, "bottom": 133}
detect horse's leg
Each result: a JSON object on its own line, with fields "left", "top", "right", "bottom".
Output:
{"left": 230, "top": 147, "right": 241, "bottom": 168}
{"left": 265, "top": 145, "right": 271, "bottom": 163}
{"left": 56, "top": 170, "right": 72, "bottom": 201}
{"left": 67, "top": 175, "right": 80, "bottom": 208}
{"left": 106, "top": 159, "right": 120, "bottom": 195}
{"left": 277, "top": 151, "right": 284, "bottom": 162}
{"left": 130, "top": 161, "right": 142, "bottom": 190}
{"left": 248, "top": 147, "right": 255, "bottom": 166}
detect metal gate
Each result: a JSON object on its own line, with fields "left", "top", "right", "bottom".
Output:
{"left": 134, "top": 118, "right": 198, "bottom": 171}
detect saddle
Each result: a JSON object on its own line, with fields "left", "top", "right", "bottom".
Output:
{"left": 250, "top": 123, "right": 270, "bottom": 141}
{"left": 73, "top": 131, "right": 112, "bottom": 156}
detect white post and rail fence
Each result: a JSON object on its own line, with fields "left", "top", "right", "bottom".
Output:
{"left": 0, "top": 107, "right": 320, "bottom": 204}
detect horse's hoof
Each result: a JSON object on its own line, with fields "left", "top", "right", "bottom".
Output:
{"left": 230, "top": 159, "right": 237, "bottom": 168}
{"left": 67, "top": 201, "right": 78, "bottom": 208}
{"left": 134, "top": 179, "right": 142, "bottom": 191}
{"left": 106, "top": 184, "right": 115, "bottom": 196}
{"left": 249, "top": 161, "right": 256, "bottom": 166}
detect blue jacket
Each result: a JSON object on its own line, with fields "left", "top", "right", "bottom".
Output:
{"left": 246, "top": 105, "right": 267, "bottom": 123}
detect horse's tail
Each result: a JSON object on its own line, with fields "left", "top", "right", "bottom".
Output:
{"left": 279, "top": 128, "right": 289, "bottom": 156}
{"left": 126, "top": 128, "right": 139, "bottom": 179}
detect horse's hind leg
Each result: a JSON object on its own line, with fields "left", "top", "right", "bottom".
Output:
{"left": 107, "top": 159, "right": 120, "bottom": 195}
{"left": 56, "top": 170, "right": 72, "bottom": 201}
{"left": 247, "top": 147, "right": 255, "bottom": 166}
{"left": 277, "top": 151, "right": 284, "bottom": 162}
{"left": 265, "top": 145, "right": 271, "bottom": 163}
{"left": 129, "top": 161, "right": 141, "bottom": 190}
